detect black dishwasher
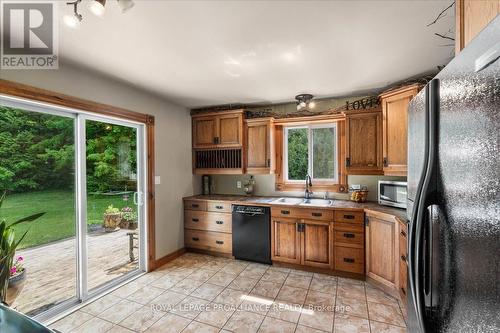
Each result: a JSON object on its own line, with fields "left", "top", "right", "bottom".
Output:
{"left": 232, "top": 205, "right": 271, "bottom": 265}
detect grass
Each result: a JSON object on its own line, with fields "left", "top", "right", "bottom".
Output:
{"left": 0, "top": 190, "right": 135, "bottom": 249}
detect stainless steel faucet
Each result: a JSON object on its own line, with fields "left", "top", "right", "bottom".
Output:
{"left": 305, "top": 174, "right": 313, "bottom": 199}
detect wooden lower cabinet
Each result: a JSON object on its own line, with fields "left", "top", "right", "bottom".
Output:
{"left": 334, "top": 246, "right": 364, "bottom": 274}
{"left": 271, "top": 218, "right": 301, "bottom": 264}
{"left": 365, "top": 214, "right": 398, "bottom": 289}
{"left": 301, "top": 220, "right": 333, "bottom": 269}
{"left": 184, "top": 198, "right": 233, "bottom": 255}
{"left": 185, "top": 229, "right": 232, "bottom": 254}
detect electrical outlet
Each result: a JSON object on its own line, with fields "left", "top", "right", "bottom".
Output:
{"left": 236, "top": 181, "right": 242, "bottom": 189}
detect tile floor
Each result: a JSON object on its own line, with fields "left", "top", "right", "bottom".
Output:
{"left": 50, "top": 252, "right": 407, "bottom": 333}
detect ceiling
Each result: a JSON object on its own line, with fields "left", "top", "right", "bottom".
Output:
{"left": 58, "top": 0, "right": 455, "bottom": 108}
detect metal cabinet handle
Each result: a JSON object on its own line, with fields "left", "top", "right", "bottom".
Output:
{"left": 343, "top": 215, "right": 355, "bottom": 219}
{"left": 383, "top": 157, "right": 388, "bottom": 167}
{"left": 215, "top": 205, "right": 224, "bottom": 209}
{"left": 312, "top": 212, "right": 322, "bottom": 217}
{"left": 281, "top": 210, "right": 290, "bottom": 215}
{"left": 216, "top": 220, "right": 224, "bottom": 224}
{"left": 192, "top": 218, "right": 199, "bottom": 222}
{"left": 345, "top": 157, "right": 351, "bottom": 167}
{"left": 343, "top": 233, "right": 355, "bottom": 238}
{"left": 343, "top": 258, "right": 355, "bottom": 263}
{"left": 191, "top": 204, "right": 199, "bottom": 208}
{"left": 400, "top": 230, "right": 407, "bottom": 237}
{"left": 401, "top": 255, "right": 407, "bottom": 262}
{"left": 192, "top": 237, "right": 199, "bottom": 241}
{"left": 216, "top": 240, "right": 224, "bottom": 245}
{"left": 401, "top": 287, "right": 406, "bottom": 295}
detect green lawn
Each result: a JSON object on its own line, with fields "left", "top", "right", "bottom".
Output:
{"left": 0, "top": 190, "right": 134, "bottom": 249}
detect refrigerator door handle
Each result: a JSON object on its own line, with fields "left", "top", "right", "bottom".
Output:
{"left": 410, "top": 79, "right": 439, "bottom": 332}
{"left": 408, "top": 85, "right": 430, "bottom": 333}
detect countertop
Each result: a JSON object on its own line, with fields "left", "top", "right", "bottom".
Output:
{"left": 183, "top": 194, "right": 407, "bottom": 223}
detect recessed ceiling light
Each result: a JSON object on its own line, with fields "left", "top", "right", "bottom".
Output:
{"left": 90, "top": 0, "right": 106, "bottom": 16}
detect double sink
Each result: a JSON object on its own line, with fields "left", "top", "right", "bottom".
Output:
{"left": 271, "top": 197, "right": 333, "bottom": 207}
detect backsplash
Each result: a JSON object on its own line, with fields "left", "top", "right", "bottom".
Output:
{"left": 207, "top": 174, "right": 406, "bottom": 202}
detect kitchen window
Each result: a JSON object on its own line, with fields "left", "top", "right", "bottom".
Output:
{"left": 284, "top": 124, "right": 338, "bottom": 182}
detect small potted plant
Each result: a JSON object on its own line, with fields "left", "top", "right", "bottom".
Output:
{"left": 6, "top": 256, "right": 26, "bottom": 305}
{"left": 0, "top": 192, "right": 44, "bottom": 305}
{"left": 120, "top": 207, "right": 137, "bottom": 230}
{"left": 103, "top": 205, "right": 121, "bottom": 232}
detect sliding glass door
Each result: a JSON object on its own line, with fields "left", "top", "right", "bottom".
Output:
{"left": 0, "top": 96, "right": 147, "bottom": 320}
{"left": 0, "top": 103, "right": 77, "bottom": 317}
{"left": 85, "top": 118, "right": 144, "bottom": 293}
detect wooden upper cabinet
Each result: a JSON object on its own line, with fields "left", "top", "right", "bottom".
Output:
{"left": 456, "top": 0, "right": 500, "bottom": 55}
{"left": 218, "top": 113, "right": 243, "bottom": 146}
{"left": 193, "top": 117, "right": 217, "bottom": 147}
{"left": 366, "top": 214, "right": 398, "bottom": 289}
{"left": 301, "top": 220, "right": 333, "bottom": 269}
{"left": 245, "top": 118, "right": 275, "bottom": 174}
{"left": 380, "top": 85, "right": 421, "bottom": 176}
{"left": 345, "top": 110, "right": 383, "bottom": 175}
{"left": 192, "top": 110, "right": 244, "bottom": 148}
{"left": 271, "top": 218, "right": 301, "bottom": 265}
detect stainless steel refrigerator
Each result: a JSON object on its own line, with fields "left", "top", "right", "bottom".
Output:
{"left": 406, "top": 16, "right": 500, "bottom": 333}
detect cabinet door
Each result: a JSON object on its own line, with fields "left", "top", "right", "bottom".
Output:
{"left": 366, "top": 216, "right": 397, "bottom": 288}
{"left": 301, "top": 220, "right": 333, "bottom": 269}
{"left": 271, "top": 218, "right": 301, "bottom": 264}
{"left": 217, "top": 113, "right": 242, "bottom": 146}
{"left": 193, "top": 117, "right": 216, "bottom": 148}
{"left": 381, "top": 87, "right": 419, "bottom": 176}
{"left": 456, "top": 0, "right": 500, "bottom": 54}
{"left": 345, "top": 111, "right": 382, "bottom": 174}
{"left": 246, "top": 119, "right": 274, "bottom": 173}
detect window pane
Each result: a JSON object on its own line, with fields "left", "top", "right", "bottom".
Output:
{"left": 287, "top": 128, "right": 308, "bottom": 180}
{"left": 312, "top": 127, "right": 336, "bottom": 179}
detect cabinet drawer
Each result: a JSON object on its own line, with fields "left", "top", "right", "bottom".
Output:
{"left": 184, "top": 211, "right": 232, "bottom": 233}
{"left": 184, "top": 200, "right": 207, "bottom": 211}
{"left": 334, "top": 210, "right": 364, "bottom": 224}
{"left": 334, "top": 246, "right": 364, "bottom": 274}
{"left": 207, "top": 201, "right": 232, "bottom": 213}
{"left": 271, "top": 207, "right": 333, "bottom": 221}
{"left": 334, "top": 221, "right": 364, "bottom": 233}
{"left": 334, "top": 230, "right": 364, "bottom": 248}
{"left": 185, "top": 229, "right": 232, "bottom": 254}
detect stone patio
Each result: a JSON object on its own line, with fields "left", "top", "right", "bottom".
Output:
{"left": 12, "top": 229, "right": 139, "bottom": 316}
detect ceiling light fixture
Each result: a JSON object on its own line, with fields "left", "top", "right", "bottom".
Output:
{"left": 117, "top": 0, "right": 135, "bottom": 13}
{"left": 65, "top": 0, "right": 134, "bottom": 27}
{"left": 295, "top": 94, "right": 315, "bottom": 111}
{"left": 90, "top": 0, "right": 106, "bottom": 16}
{"left": 64, "top": 0, "right": 83, "bottom": 28}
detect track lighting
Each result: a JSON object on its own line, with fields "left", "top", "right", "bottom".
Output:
{"left": 64, "top": 0, "right": 83, "bottom": 28}
{"left": 295, "top": 94, "right": 315, "bottom": 111}
{"left": 90, "top": 0, "right": 106, "bottom": 16}
{"left": 117, "top": 0, "right": 135, "bottom": 13}
{"left": 64, "top": 0, "right": 134, "bottom": 27}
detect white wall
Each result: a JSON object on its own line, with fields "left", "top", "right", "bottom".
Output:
{"left": 0, "top": 62, "right": 198, "bottom": 260}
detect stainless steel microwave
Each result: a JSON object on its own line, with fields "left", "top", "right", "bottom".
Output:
{"left": 378, "top": 181, "right": 407, "bottom": 208}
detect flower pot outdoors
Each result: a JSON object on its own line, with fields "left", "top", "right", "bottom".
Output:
{"left": 103, "top": 213, "right": 121, "bottom": 232}
{"left": 6, "top": 269, "right": 26, "bottom": 306}
{"left": 127, "top": 220, "right": 138, "bottom": 230}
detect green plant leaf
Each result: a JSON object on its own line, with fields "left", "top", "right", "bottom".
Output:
{"left": 11, "top": 212, "right": 45, "bottom": 226}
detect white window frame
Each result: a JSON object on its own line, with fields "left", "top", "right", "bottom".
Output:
{"left": 283, "top": 123, "right": 338, "bottom": 183}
